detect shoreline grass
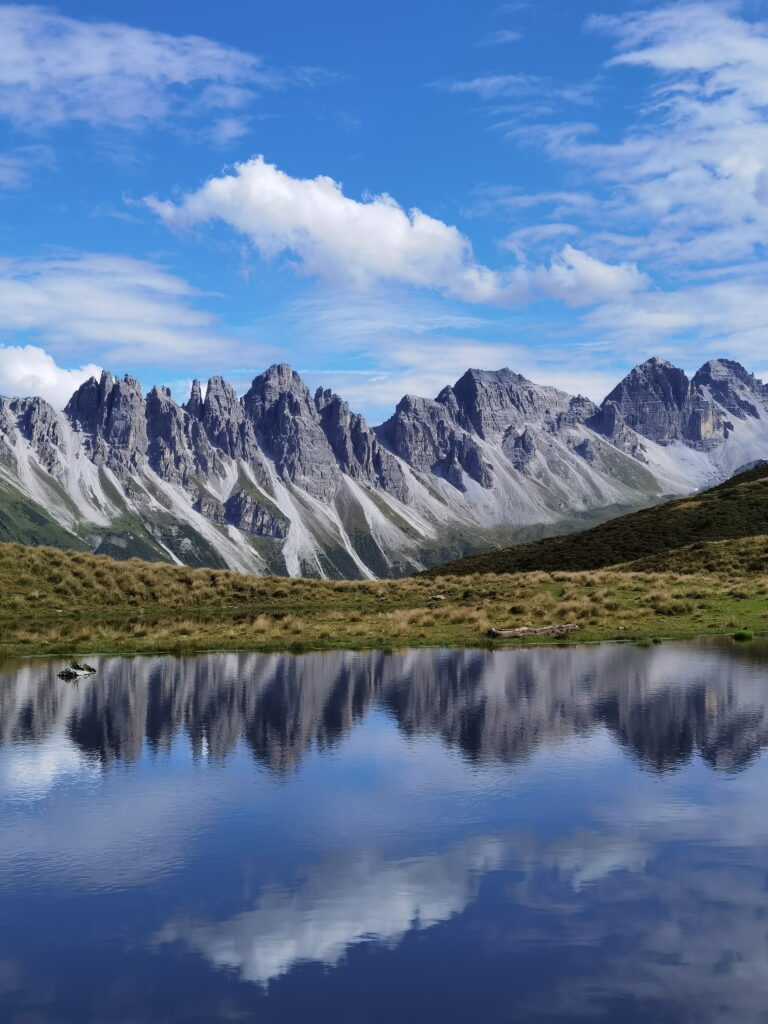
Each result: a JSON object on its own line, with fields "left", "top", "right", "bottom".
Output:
{"left": 1, "top": 542, "right": 766, "bottom": 660}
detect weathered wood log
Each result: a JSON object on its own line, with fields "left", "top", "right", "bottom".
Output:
{"left": 487, "top": 623, "right": 580, "bottom": 639}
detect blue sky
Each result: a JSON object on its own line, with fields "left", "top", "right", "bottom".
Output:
{"left": 1, "top": 0, "right": 767, "bottom": 420}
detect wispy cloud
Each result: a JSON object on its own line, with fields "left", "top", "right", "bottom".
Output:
{"left": 0, "top": 144, "right": 53, "bottom": 188}
{"left": 478, "top": 29, "right": 522, "bottom": 46}
{"left": 0, "top": 4, "right": 318, "bottom": 133}
{"left": 0, "top": 252, "right": 259, "bottom": 369}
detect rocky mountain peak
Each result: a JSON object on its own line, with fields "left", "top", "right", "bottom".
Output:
{"left": 65, "top": 370, "right": 147, "bottom": 472}
{"left": 244, "top": 365, "right": 340, "bottom": 500}
{"left": 186, "top": 379, "right": 203, "bottom": 419}
{"left": 145, "top": 385, "right": 221, "bottom": 487}
{"left": 692, "top": 359, "right": 767, "bottom": 420}
{"left": 601, "top": 357, "right": 724, "bottom": 448}
{"left": 449, "top": 367, "right": 571, "bottom": 441}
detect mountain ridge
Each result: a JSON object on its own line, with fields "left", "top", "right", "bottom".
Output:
{"left": 422, "top": 463, "right": 768, "bottom": 577}
{"left": 1, "top": 356, "right": 767, "bottom": 578}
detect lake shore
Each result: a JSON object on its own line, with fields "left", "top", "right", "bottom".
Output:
{"left": 2, "top": 559, "right": 766, "bottom": 659}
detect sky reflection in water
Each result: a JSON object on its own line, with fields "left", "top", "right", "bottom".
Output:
{"left": 1, "top": 640, "right": 768, "bottom": 1023}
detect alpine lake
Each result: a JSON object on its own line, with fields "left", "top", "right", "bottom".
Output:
{"left": 2, "top": 638, "right": 768, "bottom": 1022}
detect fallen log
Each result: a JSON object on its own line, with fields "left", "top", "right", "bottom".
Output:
{"left": 487, "top": 623, "right": 580, "bottom": 639}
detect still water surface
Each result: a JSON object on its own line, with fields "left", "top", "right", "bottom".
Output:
{"left": 1, "top": 640, "right": 768, "bottom": 1022}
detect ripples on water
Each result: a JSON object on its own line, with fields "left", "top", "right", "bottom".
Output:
{"left": 1, "top": 640, "right": 768, "bottom": 1022}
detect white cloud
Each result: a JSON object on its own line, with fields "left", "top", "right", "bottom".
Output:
{"left": 479, "top": 29, "right": 522, "bottom": 46}
{"left": 0, "top": 344, "right": 101, "bottom": 408}
{"left": 0, "top": 144, "right": 53, "bottom": 188}
{"left": 535, "top": 244, "right": 649, "bottom": 307}
{"left": 0, "top": 252, "right": 251, "bottom": 368}
{"left": 208, "top": 116, "right": 251, "bottom": 145}
{"left": 0, "top": 5, "right": 298, "bottom": 132}
{"left": 157, "top": 837, "right": 504, "bottom": 986}
{"left": 145, "top": 155, "right": 530, "bottom": 304}
{"left": 443, "top": 74, "right": 596, "bottom": 105}
{"left": 527, "top": 2, "right": 768, "bottom": 268}
{"left": 581, "top": 273, "right": 768, "bottom": 367}
{"left": 500, "top": 222, "right": 580, "bottom": 260}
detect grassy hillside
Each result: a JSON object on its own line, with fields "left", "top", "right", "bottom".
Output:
{"left": 0, "top": 541, "right": 766, "bottom": 658}
{"left": 423, "top": 465, "right": 768, "bottom": 577}
{"left": 0, "top": 479, "right": 88, "bottom": 551}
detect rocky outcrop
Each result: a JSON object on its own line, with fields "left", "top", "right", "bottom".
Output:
{"left": 504, "top": 426, "right": 537, "bottom": 472}
{"left": 379, "top": 395, "right": 493, "bottom": 491}
{"left": 447, "top": 367, "right": 572, "bottom": 441}
{"left": 195, "top": 489, "right": 288, "bottom": 538}
{"left": 9, "top": 397, "right": 66, "bottom": 476}
{"left": 224, "top": 490, "right": 288, "bottom": 538}
{"left": 244, "top": 364, "right": 341, "bottom": 501}
{"left": 315, "top": 388, "right": 410, "bottom": 502}
{"left": 146, "top": 386, "right": 225, "bottom": 489}
{"left": 601, "top": 357, "right": 727, "bottom": 449}
{"left": 692, "top": 359, "right": 768, "bottom": 421}
{"left": 65, "top": 371, "right": 148, "bottom": 473}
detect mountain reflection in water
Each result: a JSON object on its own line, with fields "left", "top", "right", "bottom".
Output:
{"left": 1, "top": 640, "right": 768, "bottom": 1023}
{"left": 2, "top": 641, "right": 767, "bottom": 775}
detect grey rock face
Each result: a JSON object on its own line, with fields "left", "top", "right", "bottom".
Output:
{"left": 379, "top": 394, "right": 492, "bottom": 491}
{"left": 315, "top": 389, "right": 410, "bottom": 502}
{"left": 65, "top": 371, "right": 148, "bottom": 472}
{"left": 598, "top": 357, "right": 768, "bottom": 453}
{"left": 692, "top": 359, "right": 767, "bottom": 421}
{"left": 244, "top": 364, "right": 341, "bottom": 501}
{"left": 601, "top": 357, "right": 727, "bottom": 449}
{"left": 589, "top": 401, "right": 649, "bottom": 462}
{"left": 194, "top": 489, "right": 288, "bottom": 537}
{"left": 224, "top": 490, "right": 288, "bottom": 538}
{"left": 504, "top": 426, "right": 537, "bottom": 472}
{"left": 447, "top": 367, "right": 572, "bottom": 441}
{"left": 9, "top": 397, "right": 66, "bottom": 476}
{"left": 185, "top": 376, "right": 272, "bottom": 491}
{"left": 145, "top": 386, "right": 225, "bottom": 489}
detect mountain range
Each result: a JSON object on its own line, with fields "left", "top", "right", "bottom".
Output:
{"left": 1, "top": 356, "right": 766, "bottom": 578}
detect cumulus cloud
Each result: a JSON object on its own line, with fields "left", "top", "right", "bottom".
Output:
{"left": 0, "top": 5, "right": 305, "bottom": 132}
{"left": 157, "top": 838, "right": 504, "bottom": 986}
{"left": 145, "top": 155, "right": 531, "bottom": 304}
{"left": 146, "top": 155, "right": 643, "bottom": 312}
{"left": 0, "top": 344, "right": 101, "bottom": 408}
{"left": 535, "top": 244, "right": 649, "bottom": 307}
{"left": 0, "top": 252, "right": 247, "bottom": 368}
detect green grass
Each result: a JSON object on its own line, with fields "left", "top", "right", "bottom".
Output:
{"left": 0, "top": 479, "right": 88, "bottom": 551}
{"left": 0, "top": 540, "right": 766, "bottom": 659}
{"left": 422, "top": 465, "right": 768, "bottom": 576}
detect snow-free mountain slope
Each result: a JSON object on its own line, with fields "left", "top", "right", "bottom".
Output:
{"left": 0, "top": 357, "right": 766, "bottom": 578}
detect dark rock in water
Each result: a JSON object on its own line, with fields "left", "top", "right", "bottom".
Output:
{"left": 58, "top": 667, "right": 79, "bottom": 681}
